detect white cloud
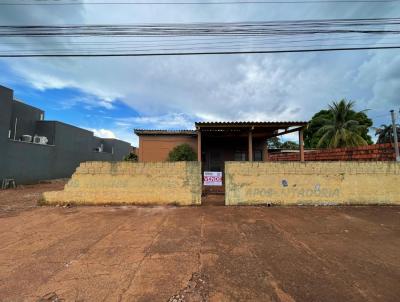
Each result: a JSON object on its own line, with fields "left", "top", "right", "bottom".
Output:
{"left": 280, "top": 132, "right": 300, "bottom": 143}
{"left": 89, "top": 128, "right": 117, "bottom": 139}
{"left": 0, "top": 1, "right": 399, "bottom": 133}
{"left": 93, "top": 127, "right": 139, "bottom": 147}
{"left": 113, "top": 113, "right": 194, "bottom": 146}
{"left": 356, "top": 51, "right": 400, "bottom": 108}
{"left": 56, "top": 94, "right": 114, "bottom": 110}
{"left": 119, "top": 113, "right": 195, "bottom": 130}
{"left": 28, "top": 73, "right": 75, "bottom": 91}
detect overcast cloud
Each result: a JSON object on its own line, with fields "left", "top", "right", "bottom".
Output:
{"left": 0, "top": 2, "right": 399, "bottom": 145}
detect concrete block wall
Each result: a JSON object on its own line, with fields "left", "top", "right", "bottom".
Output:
{"left": 225, "top": 162, "right": 400, "bottom": 205}
{"left": 43, "top": 161, "right": 202, "bottom": 206}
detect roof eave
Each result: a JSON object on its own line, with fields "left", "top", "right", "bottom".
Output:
{"left": 134, "top": 129, "right": 197, "bottom": 136}
{"left": 195, "top": 121, "right": 308, "bottom": 128}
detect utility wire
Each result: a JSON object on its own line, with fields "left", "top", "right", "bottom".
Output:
{"left": 0, "top": 45, "right": 399, "bottom": 57}
{"left": 1, "top": 41, "right": 398, "bottom": 52}
{"left": 1, "top": 18, "right": 398, "bottom": 56}
{"left": 2, "top": 35, "right": 397, "bottom": 48}
{"left": 1, "top": 18, "right": 399, "bottom": 37}
{"left": 0, "top": 0, "right": 398, "bottom": 5}
{"left": 2, "top": 33, "right": 395, "bottom": 44}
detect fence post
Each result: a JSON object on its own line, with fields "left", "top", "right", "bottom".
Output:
{"left": 390, "top": 110, "right": 400, "bottom": 162}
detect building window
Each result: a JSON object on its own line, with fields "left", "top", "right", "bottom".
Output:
{"left": 254, "top": 150, "right": 263, "bottom": 161}
{"left": 234, "top": 150, "right": 247, "bottom": 161}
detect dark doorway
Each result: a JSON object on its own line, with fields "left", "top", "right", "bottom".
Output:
{"left": 201, "top": 192, "right": 225, "bottom": 206}
{"left": 205, "top": 149, "right": 223, "bottom": 172}
{"left": 201, "top": 137, "right": 244, "bottom": 206}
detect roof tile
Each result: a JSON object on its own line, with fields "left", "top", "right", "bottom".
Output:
{"left": 134, "top": 129, "right": 196, "bottom": 136}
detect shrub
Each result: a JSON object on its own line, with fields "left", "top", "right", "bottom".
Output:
{"left": 123, "top": 153, "right": 138, "bottom": 162}
{"left": 168, "top": 144, "right": 197, "bottom": 161}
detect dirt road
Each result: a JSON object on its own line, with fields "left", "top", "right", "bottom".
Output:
{"left": 0, "top": 185, "right": 399, "bottom": 301}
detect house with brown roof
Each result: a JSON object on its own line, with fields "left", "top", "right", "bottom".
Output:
{"left": 134, "top": 121, "right": 307, "bottom": 172}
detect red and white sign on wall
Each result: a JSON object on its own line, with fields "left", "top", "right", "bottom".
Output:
{"left": 203, "top": 171, "right": 222, "bottom": 186}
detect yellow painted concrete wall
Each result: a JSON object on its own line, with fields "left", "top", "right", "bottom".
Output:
{"left": 225, "top": 162, "right": 400, "bottom": 205}
{"left": 43, "top": 161, "right": 202, "bottom": 206}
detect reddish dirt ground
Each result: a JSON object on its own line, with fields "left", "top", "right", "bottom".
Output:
{"left": 0, "top": 181, "right": 66, "bottom": 217}
{"left": 0, "top": 184, "right": 400, "bottom": 302}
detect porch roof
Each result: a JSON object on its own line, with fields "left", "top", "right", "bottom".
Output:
{"left": 134, "top": 129, "right": 196, "bottom": 136}
{"left": 195, "top": 121, "right": 307, "bottom": 128}
{"left": 196, "top": 121, "right": 308, "bottom": 138}
{"left": 134, "top": 121, "right": 308, "bottom": 137}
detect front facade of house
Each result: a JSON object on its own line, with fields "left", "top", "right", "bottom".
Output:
{"left": 135, "top": 121, "right": 308, "bottom": 172}
{"left": 135, "top": 130, "right": 198, "bottom": 163}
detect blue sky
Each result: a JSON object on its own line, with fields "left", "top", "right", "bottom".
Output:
{"left": 1, "top": 63, "right": 142, "bottom": 143}
{"left": 0, "top": 1, "right": 399, "bottom": 146}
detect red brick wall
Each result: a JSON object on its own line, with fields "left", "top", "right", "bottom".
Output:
{"left": 268, "top": 143, "right": 399, "bottom": 161}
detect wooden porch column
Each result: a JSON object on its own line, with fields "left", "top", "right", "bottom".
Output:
{"left": 263, "top": 142, "right": 269, "bottom": 161}
{"left": 248, "top": 131, "right": 253, "bottom": 161}
{"left": 197, "top": 130, "right": 202, "bottom": 162}
{"left": 299, "top": 128, "right": 305, "bottom": 162}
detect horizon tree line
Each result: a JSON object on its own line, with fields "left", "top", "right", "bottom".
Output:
{"left": 270, "top": 99, "right": 398, "bottom": 150}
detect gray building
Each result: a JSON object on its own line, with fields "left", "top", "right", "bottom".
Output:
{"left": 0, "top": 85, "right": 132, "bottom": 185}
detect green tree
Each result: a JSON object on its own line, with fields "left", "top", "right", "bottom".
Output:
{"left": 267, "top": 137, "right": 299, "bottom": 150}
{"left": 167, "top": 144, "right": 197, "bottom": 161}
{"left": 304, "top": 99, "right": 373, "bottom": 148}
{"left": 267, "top": 137, "right": 282, "bottom": 149}
{"left": 281, "top": 140, "right": 299, "bottom": 150}
{"left": 304, "top": 109, "right": 331, "bottom": 148}
{"left": 123, "top": 152, "right": 138, "bottom": 162}
{"left": 375, "top": 124, "right": 400, "bottom": 144}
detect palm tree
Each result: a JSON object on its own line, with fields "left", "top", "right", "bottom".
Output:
{"left": 375, "top": 124, "right": 400, "bottom": 144}
{"left": 316, "top": 100, "right": 368, "bottom": 148}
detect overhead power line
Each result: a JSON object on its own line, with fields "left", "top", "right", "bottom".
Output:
{"left": 0, "top": 0, "right": 399, "bottom": 5}
{"left": 1, "top": 46, "right": 399, "bottom": 57}
{"left": 1, "top": 18, "right": 399, "bottom": 37}
{"left": 3, "top": 35, "right": 398, "bottom": 47}
{"left": 0, "top": 18, "right": 399, "bottom": 57}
